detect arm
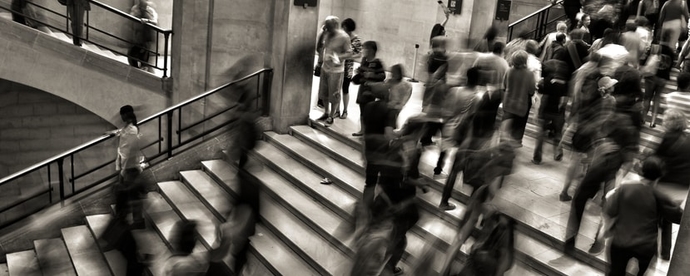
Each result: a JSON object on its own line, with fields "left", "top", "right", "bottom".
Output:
{"left": 440, "top": 2, "right": 451, "bottom": 27}
{"left": 658, "top": 3, "right": 667, "bottom": 27}
{"left": 604, "top": 186, "right": 620, "bottom": 218}
{"left": 637, "top": 1, "right": 644, "bottom": 18}
{"left": 655, "top": 190, "right": 684, "bottom": 223}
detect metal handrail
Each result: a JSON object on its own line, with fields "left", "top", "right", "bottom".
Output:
{"left": 508, "top": 0, "right": 562, "bottom": 28}
{"left": 0, "top": 68, "right": 273, "bottom": 229}
{"left": 507, "top": 0, "right": 564, "bottom": 41}
{"left": 89, "top": 0, "right": 169, "bottom": 33}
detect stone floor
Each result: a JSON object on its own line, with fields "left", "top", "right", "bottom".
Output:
{"left": 308, "top": 75, "right": 685, "bottom": 275}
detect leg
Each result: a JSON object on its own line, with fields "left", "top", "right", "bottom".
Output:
{"left": 532, "top": 117, "right": 547, "bottom": 164}
{"left": 317, "top": 72, "right": 330, "bottom": 120}
{"left": 341, "top": 77, "right": 351, "bottom": 118}
{"left": 327, "top": 72, "right": 344, "bottom": 123}
{"left": 642, "top": 76, "right": 655, "bottom": 125}
{"left": 650, "top": 77, "right": 665, "bottom": 126}
{"left": 434, "top": 150, "right": 447, "bottom": 175}
{"left": 70, "top": 4, "right": 85, "bottom": 46}
{"left": 634, "top": 249, "right": 655, "bottom": 276}
{"left": 363, "top": 164, "right": 380, "bottom": 208}
{"left": 440, "top": 151, "right": 465, "bottom": 209}
{"left": 608, "top": 244, "right": 633, "bottom": 276}
{"left": 420, "top": 122, "right": 442, "bottom": 145}
{"left": 561, "top": 153, "right": 582, "bottom": 201}
{"left": 660, "top": 218, "right": 672, "bottom": 260}
{"left": 565, "top": 161, "right": 608, "bottom": 252}
{"left": 353, "top": 103, "right": 365, "bottom": 135}
{"left": 512, "top": 114, "right": 529, "bottom": 144}
{"left": 552, "top": 111, "right": 565, "bottom": 160}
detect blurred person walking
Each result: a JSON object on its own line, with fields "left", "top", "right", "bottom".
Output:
{"left": 658, "top": 0, "right": 689, "bottom": 50}
{"left": 501, "top": 50, "right": 536, "bottom": 146}
{"left": 642, "top": 31, "right": 675, "bottom": 128}
{"left": 67, "top": 0, "right": 90, "bottom": 46}
{"left": 129, "top": 0, "right": 158, "bottom": 73}
{"left": 352, "top": 41, "right": 386, "bottom": 136}
{"left": 164, "top": 220, "right": 210, "bottom": 275}
{"left": 605, "top": 157, "right": 683, "bottom": 275}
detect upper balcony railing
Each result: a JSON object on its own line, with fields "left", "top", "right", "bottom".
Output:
{"left": 0, "top": 68, "right": 273, "bottom": 230}
{"left": 507, "top": 0, "right": 567, "bottom": 42}
{"left": 2, "top": 0, "right": 173, "bottom": 77}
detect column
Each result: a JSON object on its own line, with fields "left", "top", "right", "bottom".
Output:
{"left": 269, "top": 1, "right": 320, "bottom": 133}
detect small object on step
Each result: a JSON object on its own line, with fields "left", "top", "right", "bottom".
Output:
{"left": 352, "top": 132, "right": 363, "bottom": 137}
{"left": 320, "top": 178, "right": 333, "bottom": 185}
{"left": 326, "top": 117, "right": 334, "bottom": 124}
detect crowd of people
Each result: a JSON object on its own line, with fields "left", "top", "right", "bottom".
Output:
{"left": 312, "top": 2, "right": 690, "bottom": 274}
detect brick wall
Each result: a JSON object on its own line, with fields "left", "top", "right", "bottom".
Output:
{"left": 0, "top": 79, "right": 114, "bottom": 179}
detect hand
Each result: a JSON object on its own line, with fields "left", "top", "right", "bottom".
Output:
{"left": 105, "top": 129, "right": 118, "bottom": 135}
{"left": 140, "top": 18, "right": 148, "bottom": 24}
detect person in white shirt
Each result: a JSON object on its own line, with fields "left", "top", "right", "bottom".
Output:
{"left": 663, "top": 72, "right": 690, "bottom": 127}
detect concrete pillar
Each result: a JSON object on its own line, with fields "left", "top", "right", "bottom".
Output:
{"left": 171, "top": 0, "right": 211, "bottom": 105}
{"left": 269, "top": 1, "right": 319, "bottom": 133}
{"left": 668, "top": 197, "right": 690, "bottom": 275}
{"left": 468, "top": 0, "right": 503, "bottom": 47}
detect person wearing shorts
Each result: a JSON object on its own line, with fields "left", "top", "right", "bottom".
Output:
{"left": 316, "top": 16, "right": 353, "bottom": 125}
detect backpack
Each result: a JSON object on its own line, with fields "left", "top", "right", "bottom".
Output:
{"left": 461, "top": 213, "right": 516, "bottom": 276}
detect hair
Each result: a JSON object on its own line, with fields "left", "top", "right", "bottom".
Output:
{"left": 430, "top": 24, "right": 446, "bottom": 42}
{"left": 664, "top": 109, "right": 689, "bottom": 132}
{"left": 511, "top": 50, "right": 528, "bottom": 68}
{"left": 431, "top": 36, "right": 447, "bottom": 49}
{"left": 170, "top": 220, "right": 198, "bottom": 256}
{"left": 577, "top": 14, "right": 590, "bottom": 28}
{"left": 362, "top": 41, "right": 378, "bottom": 54}
{"left": 492, "top": 42, "right": 505, "bottom": 55}
{"left": 119, "top": 105, "right": 138, "bottom": 125}
{"left": 635, "top": 16, "right": 649, "bottom": 28}
{"left": 678, "top": 72, "right": 690, "bottom": 90}
{"left": 467, "top": 67, "right": 481, "bottom": 87}
{"left": 641, "top": 156, "right": 664, "bottom": 181}
{"left": 556, "top": 21, "right": 568, "bottom": 33}
{"left": 601, "top": 28, "right": 619, "bottom": 46}
{"left": 341, "top": 18, "right": 356, "bottom": 32}
{"left": 570, "top": 28, "right": 586, "bottom": 40}
{"left": 525, "top": 40, "right": 539, "bottom": 56}
{"left": 324, "top": 16, "right": 340, "bottom": 32}
{"left": 555, "top": 33, "right": 566, "bottom": 43}
{"left": 484, "top": 26, "right": 499, "bottom": 41}
{"left": 391, "top": 64, "right": 405, "bottom": 80}
{"left": 625, "top": 21, "right": 637, "bottom": 32}
{"left": 517, "top": 30, "right": 531, "bottom": 40}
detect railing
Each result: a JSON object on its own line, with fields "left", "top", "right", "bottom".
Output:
{"left": 2, "top": 0, "right": 173, "bottom": 77}
{"left": 507, "top": 0, "right": 567, "bottom": 42}
{"left": 0, "top": 68, "right": 273, "bottom": 230}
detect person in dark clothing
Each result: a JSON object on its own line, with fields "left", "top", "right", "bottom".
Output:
{"left": 640, "top": 109, "right": 690, "bottom": 260}
{"left": 474, "top": 26, "right": 499, "bottom": 53}
{"left": 643, "top": 31, "right": 676, "bottom": 128}
{"left": 532, "top": 55, "right": 569, "bottom": 164}
{"left": 563, "top": 0, "right": 583, "bottom": 30}
{"left": 564, "top": 29, "right": 591, "bottom": 74}
{"left": 612, "top": 63, "right": 644, "bottom": 130}
{"left": 352, "top": 41, "right": 386, "bottom": 136}
{"left": 362, "top": 100, "right": 400, "bottom": 208}
{"left": 67, "top": 0, "right": 90, "bottom": 46}
{"left": 11, "top": 0, "right": 27, "bottom": 25}
{"left": 605, "top": 156, "right": 683, "bottom": 276}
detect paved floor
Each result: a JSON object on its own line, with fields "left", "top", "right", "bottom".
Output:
{"left": 308, "top": 75, "right": 684, "bottom": 275}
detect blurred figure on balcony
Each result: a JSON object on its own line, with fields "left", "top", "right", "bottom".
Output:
{"left": 11, "top": 0, "right": 50, "bottom": 33}
{"left": 67, "top": 0, "right": 90, "bottom": 46}
{"left": 129, "top": 0, "right": 158, "bottom": 73}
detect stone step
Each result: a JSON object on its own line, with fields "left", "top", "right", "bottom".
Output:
{"left": 156, "top": 181, "right": 219, "bottom": 248}
{"left": 6, "top": 250, "right": 41, "bottom": 276}
{"left": 60, "top": 225, "right": 112, "bottom": 276}
{"left": 33, "top": 238, "right": 77, "bottom": 276}
{"left": 300, "top": 123, "right": 669, "bottom": 275}
{"left": 262, "top": 132, "right": 603, "bottom": 276}
{"left": 0, "top": 264, "right": 7, "bottom": 276}
{"left": 178, "top": 170, "right": 234, "bottom": 219}
{"left": 143, "top": 192, "right": 206, "bottom": 254}
{"left": 84, "top": 214, "right": 128, "bottom": 276}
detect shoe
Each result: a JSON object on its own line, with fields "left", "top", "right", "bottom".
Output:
{"left": 433, "top": 168, "right": 442, "bottom": 175}
{"left": 340, "top": 111, "right": 348, "bottom": 119}
{"left": 531, "top": 159, "right": 542, "bottom": 165}
{"left": 650, "top": 123, "right": 656, "bottom": 128}
{"left": 559, "top": 193, "right": 572, "bottom": 202}
{"left": 554, "top": 152, "right": 563, "bottom": 161}
{"left": 661, "top": 254, "right": 671, "bottom": 261}
{"left": 439, "top": 203, "right": 456, "bottom": 211}
{"left": 326, "top": 117, "right": 334, "bottom": 124}
{"left": 317, "top": 114, "right": 328, "bottom": 121}
{"left": 317, "top": 100, "right": 324, "bottom": 108}
{"left": 588, "top": 240, "right": 605, "bottom": 255}
{"left": 393, "top": 266, "right": 404, "bottom": 275}
{"left": 320, "top": 178, "right": 333, "bottom": 185}
{"left": 334, "top": 111, "right": 341, "bottom": 118}
{"left": 352, "top": 132, "right": 363, "bottom": 136}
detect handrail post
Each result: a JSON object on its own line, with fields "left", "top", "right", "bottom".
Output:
{"left": 167, "top": 111, "right": 173, "bottom": 159}
{"left": 262, "top": 70, "right": 273, "bottom": 116}
{"left": 163, "top": 32, "right": 170, "bottom": 78}
{"left": 57, "top": 158, "right": 65, "bottom": 201}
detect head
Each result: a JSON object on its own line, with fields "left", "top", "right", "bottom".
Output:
{"left": 663, "top": 109, "right": 689, "bottom": 133}
{"left": 579, "top": 14, "right": 591, "bottom": 28}
{"left": 341, "top": 18, "right": 356, "bottom": 33}
{"left": 119, "top": 105, "right": 137, "bottom": 125}
{"left": 431, "top": 36, "right": 447, "bottom": 54}
{"left": 362, "top": 41, "right": 378, "bottom": 59}
{"left": 555, "top": 33, "right": 566, "bottom": 44}
{"left": 641, "top": 156, "right": 664, "bottom": 181}
{"left": 323, "top": 16, "right": 340, "bottom": 33}
{"left": 517, "top": 30, "right": 531, "bottom": 40}
{"left": 570, "top": 28, "right": 586, "bottom": 40}
{"left": 492, "top": 41, "right": 505, "bottom": 56}
{"left": 525, "top": 40, "right": 539, "bottom": 56}
{"left": 625, "top": 21, "right": 637, "bottom": 32}
{"left": 601, "top": 28, "right": 619, "bottom": 46}
{"left": 556, "top": 22, "right": 568, "bottom": 33}
{"left": 635, "top": 16, "right": 649, "bottom": 28}
{"left": 511, "top": 50, "right": 528, "bottom": 69}
{"left": 467, "top": 67, "right": 481, "bottom": 87}
{"left": 678, "top": 72, "right": 690, "bottom": 91}
{"left": 170, "top": 220, "right": 198, "bottom": 256}
{"left": 391, "top": 64, "right": 405, "bottom": 81}
{"left": 598, "top": 76, "right": 618, "bottom": 94}
{"left": 484, "top": 26, "right": 499, "bottom": 41}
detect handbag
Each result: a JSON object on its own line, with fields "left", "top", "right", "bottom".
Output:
{"left": 641, "top": 45, "right": 661, "bottom": 77}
